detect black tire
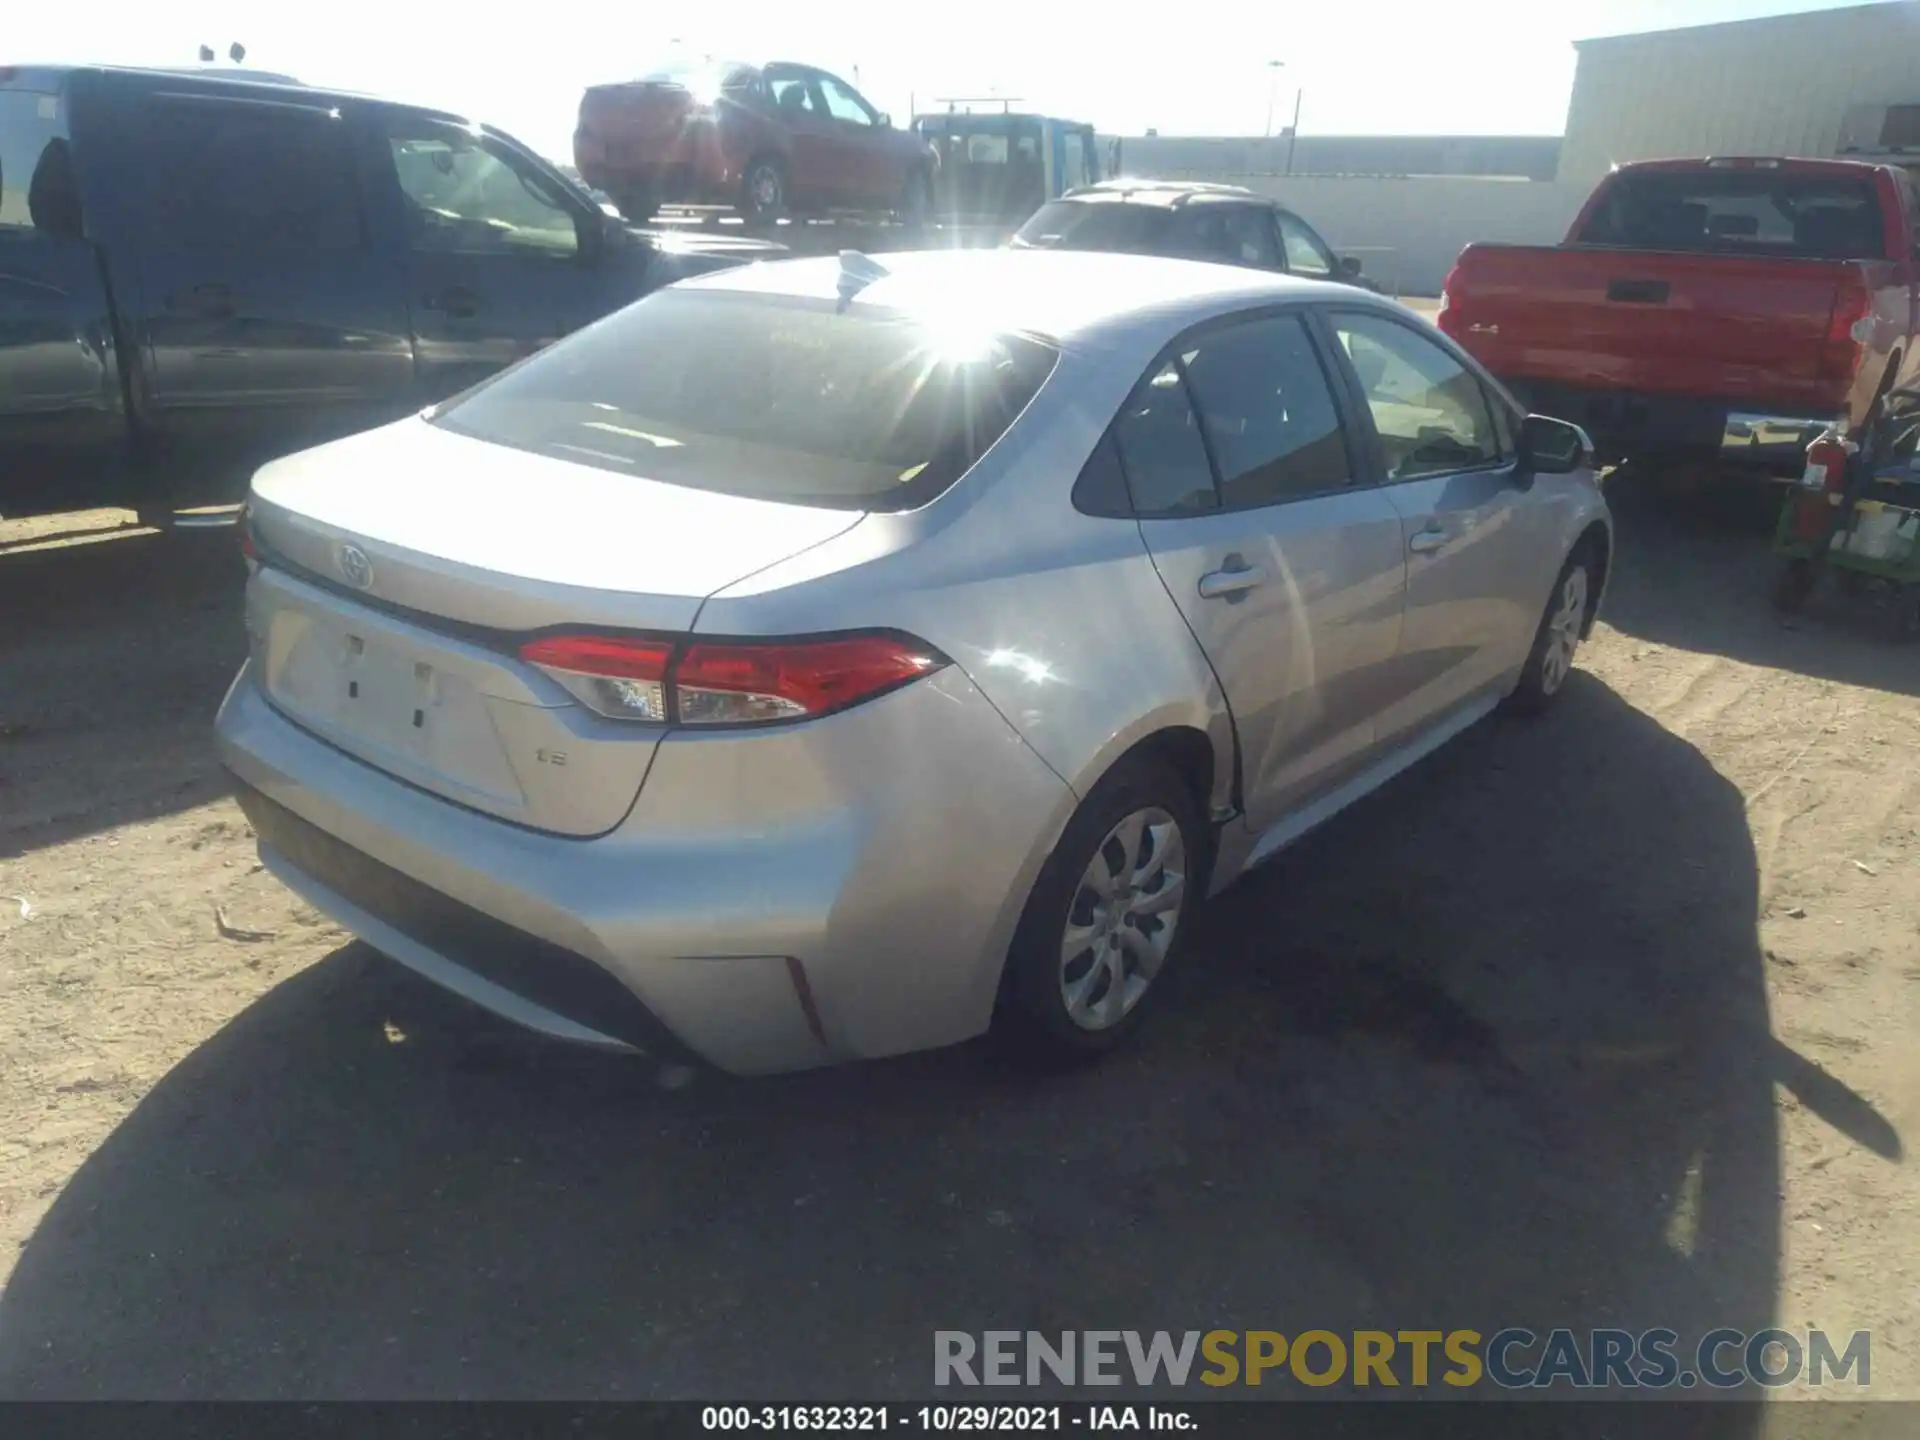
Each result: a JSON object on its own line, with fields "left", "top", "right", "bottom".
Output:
{"left": 995, "top": 756, "right": 1205, "bottom": 1064}
{"left": 1773, "top": 557, "right": 1819, "bottom": 614}
{"left": 1505, "top": 545, "right": 1599, "bottom": 716}
{"left": 739, "top": 157, "right": 787, "bottom": 226}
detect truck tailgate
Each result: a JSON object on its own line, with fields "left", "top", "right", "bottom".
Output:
{"left": 1444, "top": 245, "right": 1849, "bottom": 398}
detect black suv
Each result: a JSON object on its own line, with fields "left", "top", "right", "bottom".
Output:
{"left": 1010, "top": 180, "right": 1378, "bottom": 291}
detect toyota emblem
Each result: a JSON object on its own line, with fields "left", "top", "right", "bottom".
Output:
{"left": 336, "top": 543, "right": 374, "bottom": 591}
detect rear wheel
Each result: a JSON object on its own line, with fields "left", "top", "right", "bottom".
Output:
{"left": 1505, "top": 548, "right": 1596, "bottom": 715}
{"left": 739, "top": 158, "right": 786, "bottom": 226}
{"left": 996, "top": 757, "right": 1203, "bottom": 1063}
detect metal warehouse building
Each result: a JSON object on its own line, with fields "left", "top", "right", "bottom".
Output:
{"left": 1558, "top": 1, "right": 1920, "bottom": 185}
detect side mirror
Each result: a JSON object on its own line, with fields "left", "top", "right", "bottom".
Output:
{"left": 1338, "top": 254, "right": 1363, "bottom": 278}
{"left": 598, "top": 211, "right": 635, "bottom": 250}
{"left": 878, "top": 112, "right": 893, "bottom": 128}
{"left": 580, "top": 209, "right": 630, "bottom": 263}
{"left": 1517, "top": 413, "right": 1593, "bottom": 476}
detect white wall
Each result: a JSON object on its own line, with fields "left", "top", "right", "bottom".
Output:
{"left": 1141, "top": 175, "right": 1587, "bottom": 296}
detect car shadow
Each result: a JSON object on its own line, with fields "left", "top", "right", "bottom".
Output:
{"left": 0, "top": 528, "right": 245, "bottom": 860}
{"left": 1, "top": 674, "right": 1861, "bottom": 1422}
{"left": 1599, "top": 466, "right": 1919, "bottom": 698}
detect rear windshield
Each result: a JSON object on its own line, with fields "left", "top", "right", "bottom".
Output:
{"left": 431, "top": 289, "right": 1059, "bottom": 511}
{"left": 1575, "top": 169, "right": 1889, "bottom": 260}
{"left": 1014, "top": 200, "right": 1172, "bottom": 253}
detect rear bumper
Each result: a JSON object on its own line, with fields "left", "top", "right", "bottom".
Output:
{"left": 1502, "top": 379, "right": 1837, "bottom": 471}
{"left": 573, "top": 133, "right": 732, "bottom": 204}
{"left": 215, "top": 661, "right": 1074, "bottom": 1075}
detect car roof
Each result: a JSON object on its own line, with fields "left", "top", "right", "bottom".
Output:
{"left": 1616, "top": 155, "right": 1890, "bottom": 179}
{"left": 1058, "top": 179, "right": 1270, "bottom": 209}
{"left": 9, "top": 62, "right": 477, "bottom": 130}
{"left": 675, "top": 247, "right": 1368, "bottom": 348}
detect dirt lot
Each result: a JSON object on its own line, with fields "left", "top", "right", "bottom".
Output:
{"left": 1, "top": 481, "right": 1916, "bottom": 1410}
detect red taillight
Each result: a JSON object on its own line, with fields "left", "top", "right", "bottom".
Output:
{"left": 1822, "top": 278, "right": 1874, "bottom": 382}
{"left": 520, "top": 633, "right": 672, "bottom": 681}
{"left": 516, "top": 631, "right": 946, "bottom": 727}
{"left": 238, "top": 506, "right": 260, "bottom": 562}
{"left": 676, "top": 636, "right": 944, "bottom": 725}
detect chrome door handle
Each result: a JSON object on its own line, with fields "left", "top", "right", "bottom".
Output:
{"left": 1408, "top": 526, "right": 1449, "bottom": 554}
{"left": 1197, "top": 559, "right": 1265, "bottom": 599}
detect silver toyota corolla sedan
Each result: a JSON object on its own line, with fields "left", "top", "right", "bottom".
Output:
{"left": 215, "top": 248, "right": 1612, "bottom": 1075}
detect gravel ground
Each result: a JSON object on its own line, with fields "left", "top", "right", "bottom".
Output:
{"left": 0, "top": 481, "right": 1914, "bottom": 1410}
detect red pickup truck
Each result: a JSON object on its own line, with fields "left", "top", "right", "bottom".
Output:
{"left": 1437, "top": 157, "right": 1920, "bottom": 473}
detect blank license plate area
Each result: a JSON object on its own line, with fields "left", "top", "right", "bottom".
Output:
{"left": 265, "top": 608, "right": 522, "bottom": 804}
{"left": 338, "top": 633, "right": 437, "bottom": 750}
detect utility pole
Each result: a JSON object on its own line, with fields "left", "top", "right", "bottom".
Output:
{"left": 1285, "top": 86, "right": 1303, "bottom": 175}
{"left": 1263, "top": 60, "right": 1284, "bottom": 139}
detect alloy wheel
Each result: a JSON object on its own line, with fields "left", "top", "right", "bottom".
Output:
{"left": 1059, "top": 807, "right": 1186, "bottom": 1031}
{"left": 1540, "top": 567, "right": 1589, "bottom": 696}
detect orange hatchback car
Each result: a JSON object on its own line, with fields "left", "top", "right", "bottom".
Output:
{"left": 574, "top": 59, "right": 938, "bottom": 226}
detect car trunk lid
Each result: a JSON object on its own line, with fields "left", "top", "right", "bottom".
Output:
{"left": 579, "top": 82, "right": 696, "bottom": 146}
{"left": 244, "top": 419, "right": 862, "bottom": 836}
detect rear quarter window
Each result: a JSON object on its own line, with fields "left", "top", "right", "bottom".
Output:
{"left": 431, "top": 288, "right": 1059, "bottom": 512}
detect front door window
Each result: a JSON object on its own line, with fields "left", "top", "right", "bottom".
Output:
{"left": 389, "top": 133, "right": 581, "bottom": 258}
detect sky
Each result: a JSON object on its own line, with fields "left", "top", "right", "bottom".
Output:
{"left": 14, "top": 0, "right": 1881, "bottom": 163}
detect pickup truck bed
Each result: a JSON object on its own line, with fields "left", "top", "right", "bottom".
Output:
{"left": 1438, "top": 158, "right": 1920, "bottom": 472}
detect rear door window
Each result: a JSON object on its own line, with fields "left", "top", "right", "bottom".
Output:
{"left": 1166, "top": 206, "right": 1262, "bottom": 265}
{"left": 1576, "top": 169, "right": 1889, "bottom": 260}
{"left": 1211, "top": 207, "right": 1282, "bottom": 268}
{"left": 1178, "top": 313, "right": 1350, "bottom": 506}
{"left": 132, "top": 101, "right": 366, "bottom": 252}
{"left": 431, "top": 288, "right": 1058, "bottom": 511}
{"left": 765, "top": 68, "right": 820, "bottom": 118}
